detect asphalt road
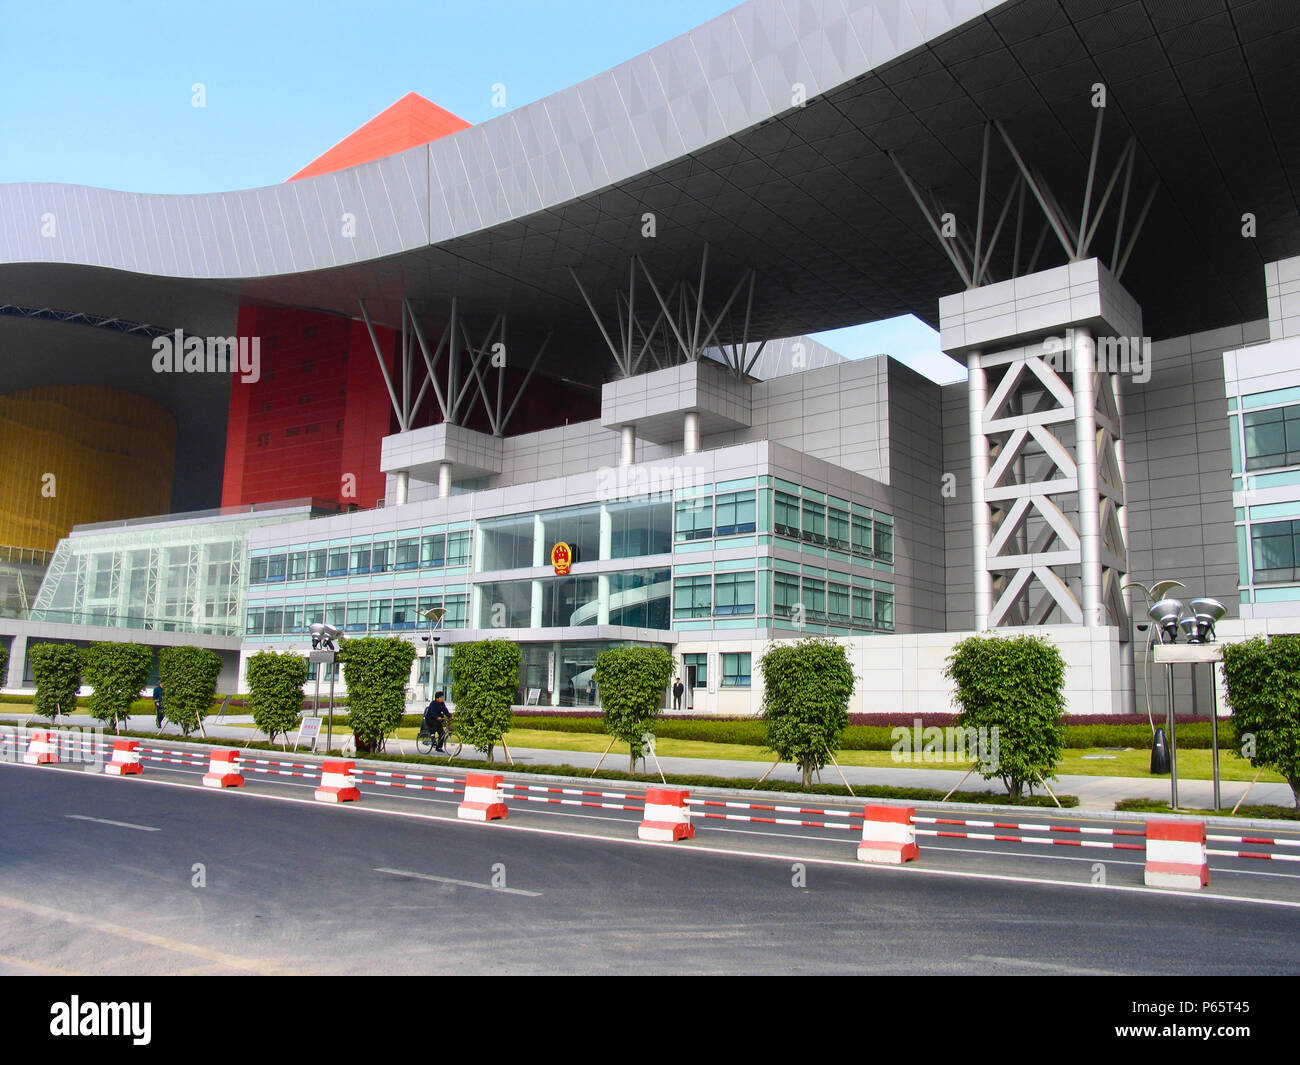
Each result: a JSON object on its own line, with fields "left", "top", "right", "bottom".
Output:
{"left": 3, "top": 753, "right": 1300, "bottom": 975}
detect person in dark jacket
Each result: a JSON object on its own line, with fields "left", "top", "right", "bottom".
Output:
{"left": 423, "top": 691, "right": 451, "bottom": 752}
{"left": 153, "top": 684, "right": 165, "bottom": 729}
{"left": 672, "top": 678, "right": 684, "bottom": 711}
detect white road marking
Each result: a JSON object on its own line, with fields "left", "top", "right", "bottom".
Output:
{"left": 66, "top": 814, "right": 159, "bottom": 832}
{"left": 374, "top": 867, "right": 541, "bottom": 897}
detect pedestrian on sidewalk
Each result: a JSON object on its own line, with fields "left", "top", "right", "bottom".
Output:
{"left": 152, "top": 683, "right": 164, "bottom": 729}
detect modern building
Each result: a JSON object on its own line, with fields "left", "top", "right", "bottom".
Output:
{"left": 2, "top": 0, "right": 1298, "bottom": 716}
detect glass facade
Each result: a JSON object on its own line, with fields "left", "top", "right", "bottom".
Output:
{"left": 28, "top": 509, "right": 308, "bottom": 635}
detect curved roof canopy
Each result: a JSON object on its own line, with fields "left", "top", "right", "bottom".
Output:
{"left": 1, "top": 0, "right": 1297, "bottom": 375}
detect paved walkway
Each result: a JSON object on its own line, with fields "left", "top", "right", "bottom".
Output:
{"left": 2, "top": 711, "right": 1292, "bottom": 812}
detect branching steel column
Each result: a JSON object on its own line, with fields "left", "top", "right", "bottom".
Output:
{"left": 889, "top": 150, "right": 973, "bottom": 287}
{"left": 359, "top": 298, "right": 407, "bottom": 431}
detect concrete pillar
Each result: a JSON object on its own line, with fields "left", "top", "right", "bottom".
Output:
{"left": 532, "top": 513, "right": 545, "bottom": 568}
{"left": 4, "top": 634, "right": 27, "bottom": 689}
{"left": 437, "top": 462, "right": 451, "bottom": 499}
{"left": 1113, "top": 370, "right": 1136, "bottom": 713}
{"left": 531, "top": 579, "right": 544, "bottom": 628}
{"left": 683, "top": 411, "right": 700, "bottom": 455}
{"left": 394, "top": 470, "right": 409, "bottom": 506}
{"left": 967, "top": 351, "right": 992, "bottom": 629}
{"left": 599, "top": 505, "right": 612, "bottom": 562}
{"left": 1073, "top": 327, "right": 1102, "bottom": 627}
{"left": 598, "top": 574, "right": 611, "bottom": 626}
{"left": 620, "top": 425, "right": 636, "bottom": 467}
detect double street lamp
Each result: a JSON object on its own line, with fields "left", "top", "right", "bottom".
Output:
{"left": 309, "top": 622, "right": 342, "bottom": 752}
{"left": 1129, "top": 580, "right": 1228, "bottom": 810}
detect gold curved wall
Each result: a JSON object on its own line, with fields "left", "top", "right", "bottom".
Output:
{"left": 0, "top": 386, "right": 176, "bottom": 553}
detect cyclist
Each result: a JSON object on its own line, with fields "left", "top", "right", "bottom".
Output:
{"left": 422, "top": 691, "right": 451, "bottom": 753}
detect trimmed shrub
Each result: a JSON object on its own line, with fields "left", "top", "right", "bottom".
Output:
{"left": 594, "top": 646, "right": 675, "bottom": 771}
{"left": 29, "top": 643, "right": 82, "bottom": 720}
{"left": 82, "top": 642, "right": 153, "bottom": 731}
{"left": 944, "top": 633, "right": 1066, "bottom": 800}
{"left": 338, "top": 637, "right": 416, "bottom": 753}
{"left": 449, "top": 639, "right": 520, "bottom": 762}
{"left": 0, "top": 644, "right": 8, "bottom": 689}
{"left": 1222, "top": 635, "right": 1300, "bottom": 807}
{"left": 246, "top": 651, "right": 309, "bottom": 743}
{"left": 158, "top": 647, "right": 223, "bottom": 737}
{"left": 760, "top": 637, "right": 856, "bottom": 787}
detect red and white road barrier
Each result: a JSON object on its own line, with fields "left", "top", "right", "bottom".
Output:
{"left": 857, "top": 804, "right": 918, "bottom": 864}
{"left": 1145, "top": 820, "right": 1209, "bottom": 889}
{"left": 457, "top": 772, "right": 508, "bottom": 821}
{"left": 638, "top": 788, "right": 695, "bottom": 842}
{"left": 314, "top": 760, "right": 360, "bottom": 803}
{"left": 23, "top": 731, "right": 59, "bottom": 765}
{"left": 104, "top": 739, "right": 142, "bottom": 776}
{"left": 202, "top": 749, "right": 245, "bottom": 788}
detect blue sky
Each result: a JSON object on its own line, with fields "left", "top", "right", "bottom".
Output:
{"left": 0, "top": 0, "right": 961, "bottom": 383}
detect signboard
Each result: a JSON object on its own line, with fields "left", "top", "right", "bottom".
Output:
{"left": 526, "top": 687, "right": 541, "bottom": 706}
{"left": 707, "top": 651, "right": 719, "bottom": 694}
{"left": 294, "top": 716, "right": 323, "bottom": 752}
{"left": 546, "top": 651, "right": 556, "bottom": 691}
{"left": 551, "top": 541, "right": 572, "bottom": 575}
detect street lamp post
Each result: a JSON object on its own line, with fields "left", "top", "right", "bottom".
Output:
{"left": 1133, "top": 584, "right": 1227, "bottom": 810}
{"left": 309, "top": 622, "right": 342, "bottom": 752}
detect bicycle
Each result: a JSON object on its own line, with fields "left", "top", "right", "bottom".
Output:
{"left": 415, "top": 720, "right": 461, "bottom": 759}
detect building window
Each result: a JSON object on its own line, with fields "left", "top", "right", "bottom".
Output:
{"left": 800, "top": 576, "right": 826, "bottom": 620}
{"left": 682, "top": 652, "right": 707, "bottom": 687}
{"left": 774, "top": 572, "right": 800, "bottom": 618}
{"left": 673, "top": 575, "right": 712, "bottom": 618}
{"left": 395, "top": 536, "right": 420, "bottom": 570}
{"left": 327, "top": 546, "right": 349, "bottom": 577}
{"left": 829, "top": 581, "right": 851, "bottom": 621}
{"left": 371, "top": 538, "right": 393, "bottom": 573}
{"left": 852, "top": 587, "right": 873, "bottom": 627}
{"left": 392, "top": 597, "right": 416, "bottom": 630}
{"left": 287, "top": 551, "right": 306, "bottom": 582}
{"left": 801, "top": 500, "right": 826, "bottom": 545}
{"left": 852, "top": 512, "right": 872, "bottom": 555}
{"left": 1244, "top": 406, "right": 1300, "bottom": 471}
{"left": 876, "top": 590, "right": 895, "bottom": 630}
{"left": 774, "top": 491, "right": 800, "bottom": 537}
{"left": 368, "top": 598, "right": 392, "bottom": 632}
{"left": 721, "top": 652, "right": 751, "bottom": 688}
{"left": 421, "top": 533, "right": 446, "bottom": 568}
{"left": 828, "top": 507, "right": 851, "bottom": 551}
{"left": 345, "top": 600, "right": 368, "bottom": 633}
{"left": 675, "top": 498, "right": 714, "bottom": 541}
{"left": 245, "top": 607, "right": 263, "bottom": 635}
{"left": 307, "top": 548, "right": 328, "bottom": 580}
{"left": 1252, "top": 519, "right": 1300, "bottom": 584}
{"left": 714, "top": 491, "right": 756, "bottom": 536}
{"left": 874, "top": 522, "right": 894, "bottom": 563}
{"left": 446, "top": 531, "right": 471, "bottom": 567}
{"left": 349, "top": 544, "right": 372, "bottom": 575}
{"left": 713, "top": 572, "right": 755, "bottom": 616}
{"left": 248, "top": 557, "right": 269, "bottom": 585}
